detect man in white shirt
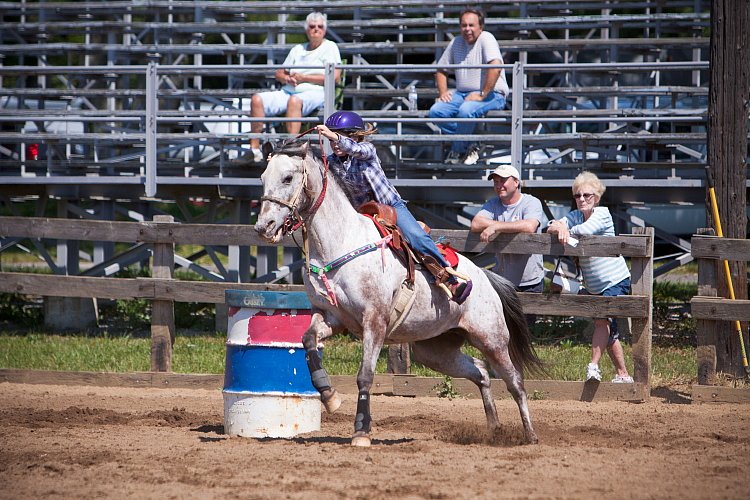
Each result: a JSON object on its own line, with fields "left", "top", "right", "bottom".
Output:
{"left": 238, "top": 12, "right": 342, "bottom": 164}
{"left": 429, "top": 8, "right": 508, "bottom": 165}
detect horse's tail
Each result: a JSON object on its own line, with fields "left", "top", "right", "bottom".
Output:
{"left": 482, "top": 269, "right": 546, "bottom": 377}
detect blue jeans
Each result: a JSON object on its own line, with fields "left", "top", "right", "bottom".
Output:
{"left": 601, "top": 277, "right": 631, "bottom": 343}
{"left": 428, "top": 91, "right": 507, "bottom": 154}
{"left": 393, "top": 200, "right": 450, "bottom": 268}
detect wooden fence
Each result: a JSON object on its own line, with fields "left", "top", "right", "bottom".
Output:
{"left": 691, "top": 231, "right": 750, "bottom": 386}
{"left": 0, "top": 216, "right": 653, "bottom": 398}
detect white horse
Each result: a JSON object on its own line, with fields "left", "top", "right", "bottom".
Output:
{"left": 255, "top": 140, "right": 542, "bottom": 446}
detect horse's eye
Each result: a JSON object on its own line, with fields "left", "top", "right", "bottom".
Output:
{"left": 283, "top": 175, "right": 293, "bottom": 184}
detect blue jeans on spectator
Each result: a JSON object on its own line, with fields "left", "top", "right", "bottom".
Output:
{"left": 428, "top": 91, "right": 507, "bottom": 154}
{"left": 600, "top": 277, "right": 631, "bottom": 342}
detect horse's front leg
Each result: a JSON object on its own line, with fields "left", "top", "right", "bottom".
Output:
{"left": 351, "top": 311, "right": 388, "bottom": 447}
{"left": 302, "top": 311, "right": 342, "bottom": 413}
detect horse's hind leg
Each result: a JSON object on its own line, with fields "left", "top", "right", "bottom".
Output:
{"left": 302, "top": 312, "right": 341, "bottom": 413}
{"left": 411, "top": 332, "right": 501, "bottom": 431}
{"left": 474, "top": 341, "right": 538, "bottom": 445}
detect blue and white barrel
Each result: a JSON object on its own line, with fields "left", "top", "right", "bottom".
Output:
{"left": 223, "top": 290, "right": 320, "bottom": 438}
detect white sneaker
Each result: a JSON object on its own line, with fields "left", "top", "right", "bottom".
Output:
{"left": 586, "top": 363, "right": 602, "bottom": 382}
{"left": 462, "top": 145, "right": 480, "bottom": 165}
{"left": 231, "top": 147, "right": 264, "bottom": 165}
{"left": 612, "top": 375, "right": 634, "bottom": 384}
{"left": 250, "top": 147, "right": 263, "bottom": 163}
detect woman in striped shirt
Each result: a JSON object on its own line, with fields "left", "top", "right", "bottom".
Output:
{"left": 547, "top": 172, "right": 634, "bottom": 384}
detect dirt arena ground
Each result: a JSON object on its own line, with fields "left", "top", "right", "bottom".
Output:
{"left": 1, "top": 382, "right": 748, "bottom": 499}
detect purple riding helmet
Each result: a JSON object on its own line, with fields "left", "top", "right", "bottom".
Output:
{"left": 324, "top": 111, "right": 365, "bottom": 132}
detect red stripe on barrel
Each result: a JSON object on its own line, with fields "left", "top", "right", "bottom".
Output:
{"left": 246, "top": 309, "right": 312, "bottom": 345}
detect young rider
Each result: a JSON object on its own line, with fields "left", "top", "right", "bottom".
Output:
{"left": 315, "top": 111, "right": 472, "bottom": 304}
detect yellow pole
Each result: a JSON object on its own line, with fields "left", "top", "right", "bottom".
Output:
{"left": 706, "top": 168, "right": 749, "bottom": 376}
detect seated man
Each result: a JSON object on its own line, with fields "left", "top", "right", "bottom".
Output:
{"left": 237, "top": 12, "right": 342, "bottom": 164}
{"left": 428, "top": 8, "right": 508, "bottom": 165}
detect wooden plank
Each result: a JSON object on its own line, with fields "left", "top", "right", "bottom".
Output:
{"left": 431, "top": 230, "right": 650, "bottom": 257}
{"left": 166, "top": 223, "right": 281, "bottom": 246}
{"left": 0, "top": 368, "right": 641, "bottom": 401}
{"left": 0, "top": 275, "right": 649, "bottom": 319}
{"left": 0, "top": 272, "right": 153, "bottom": 299}
{"left": 0, "top": 272, "right": 306, "bottom": 302}
{"left": 0, "top": 369, "right": 221, "bottom": 390}
{"left": 391, "top": 376, "right": 643, "bottom": 402}
{"left": 0, "top": 370, "right": 650, "bottom": 401}
{"left": 387, "top": 344, "right": 410, "bottom": 374}
{"left": 691, "top": 235, "right": 750, "bottom": 261}
{"left": 630, "top": 227, "right": 654, "bottom": 389}
{"left": 520, "top": 292, "right": 649, "bottom": 318}
{"left": 152, "top": 280, "right": 306, "bottom": 303}
{"left": 0, "top": 217, "right": 650, "bottom": 257}
{"left": 0, "top": 216, "right": 144, "bottom": 242}
{"left": 0, "top": 216, "right": 296, "bottom": 246}
{"left": 692, "top": 385, "right": 750, "bottom": 404}
{"left": 149, "top": 372, "right": 223, "bottom": 390}
{"left": 695, "top": 228, "right": 718, "bottom": 385}
{"left": 690, "top": 297, "right": 750, "bottom": 321}
{"left": 150, "top": 215, "right": 175, "bottom": 372}
{"left": 329, "top": 374, "right": 394, "bottom": 395}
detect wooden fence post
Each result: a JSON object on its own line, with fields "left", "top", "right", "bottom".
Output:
{"left": 695, "top": 228, "right": 718, "bottom": 384}
{"left": 630, "top": 227, "right": 654, "bottom": 398}
{"left": 151, "top": 215, "right": 175, "bottom": 372}
{"left": 387, "top": 344, "right": 411, "bottom": 374}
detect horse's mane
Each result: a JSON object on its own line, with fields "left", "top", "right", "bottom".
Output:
{"left": 273, "top": 138, "right": 360, "bottom": 209}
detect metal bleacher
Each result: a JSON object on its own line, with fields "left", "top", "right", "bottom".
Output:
{"left": 1, "top": 0, "right": 744, "bottom": 280}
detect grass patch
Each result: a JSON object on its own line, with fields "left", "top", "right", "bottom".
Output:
{"left": 0, "top": 330, "right": 697, "bottom": 385}
{"left": 0, "top": 272, "right": 713, "bottom": 385}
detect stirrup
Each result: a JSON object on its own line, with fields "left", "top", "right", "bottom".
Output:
{"left": 438, "top": 266, "right": 473, "bottom": 305}
{"left": 443, "top": 266, "right": 471, "bottom": 282}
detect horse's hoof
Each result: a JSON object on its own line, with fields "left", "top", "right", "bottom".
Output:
{"left": 526, "top": 432, "right": 539, "bottom": 445}
{"left": 321, "top": 388, "right": 341, "bottom": 413}
{"left": 351, "top": 432, "right": 371, "bottom": 447}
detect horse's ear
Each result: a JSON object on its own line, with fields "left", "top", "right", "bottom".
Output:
{"left": 261, "top": 141, "right": 274, "bottom": 160}
{"left": 302, "top": 141, "right": 310, "bottom": 156}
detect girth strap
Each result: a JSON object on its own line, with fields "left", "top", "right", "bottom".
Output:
{"left": 309, "top": 235, "right": 393, "bottom": 306}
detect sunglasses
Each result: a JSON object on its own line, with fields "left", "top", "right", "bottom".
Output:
{"left": 573, "top": 193, "right": 595, "bottom": 200}
{"left": 307, "top": 24, "right": 325, "bottom": 30}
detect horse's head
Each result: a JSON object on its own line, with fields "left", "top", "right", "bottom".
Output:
{"left": 254, "top": 140, "right": 317, "bottom": 243}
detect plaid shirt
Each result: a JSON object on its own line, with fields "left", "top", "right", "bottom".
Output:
{"left": 326, "top": 136, "right": 402, "bottom": 208}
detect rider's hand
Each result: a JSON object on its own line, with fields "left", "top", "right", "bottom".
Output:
{"left": 315, "top": 124, "right": 339, "bottom": 141}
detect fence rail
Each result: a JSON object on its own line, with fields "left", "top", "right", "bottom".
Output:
{"left": 0, "top": 216, "right": 653, "bottom": 396}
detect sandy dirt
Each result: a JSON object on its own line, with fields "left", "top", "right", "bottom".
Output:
{"left": 0, "top": 382, "right": 748, "bottom": 499}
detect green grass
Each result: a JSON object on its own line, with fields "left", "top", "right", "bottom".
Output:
{"left": 0, "top": 330, "right": 696, "bottom": 385}
{"left": 0, "top": 275, "right": 711, "bottom": 385}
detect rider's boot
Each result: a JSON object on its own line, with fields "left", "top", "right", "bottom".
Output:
{"left": 448, "top": 278, "right": 472, "bottom": 305}
{"left": 421, "top": 255, "right": 472, "bottom": 304}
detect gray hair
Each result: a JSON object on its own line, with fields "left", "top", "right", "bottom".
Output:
{"left": 306, "top": 12, "right": 327, "bottom": 30}
{"left": 572, "top": 171, "right": 606, "bottom": 198}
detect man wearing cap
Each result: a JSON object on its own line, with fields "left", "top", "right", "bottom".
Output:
{"left": 428, "top": 8, "right": 509, "bottom": 166}
{"left": 471, "top": 165, "right": 547, "bottom": 312}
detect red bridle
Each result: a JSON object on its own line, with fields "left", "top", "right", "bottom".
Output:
{"left": 260, "top": 128, "right": 330, "bottom": 236}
